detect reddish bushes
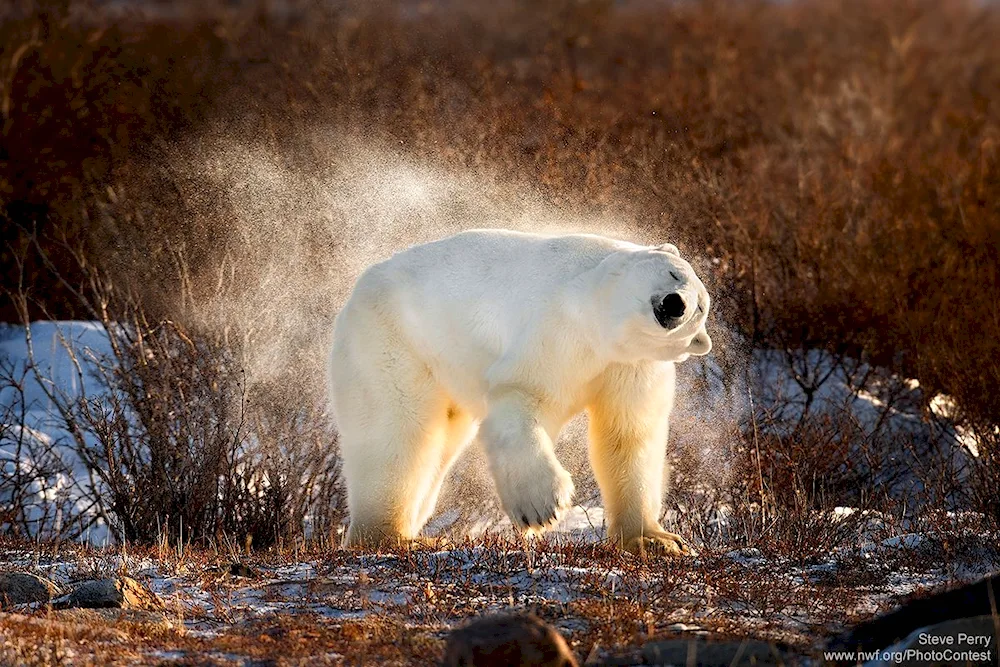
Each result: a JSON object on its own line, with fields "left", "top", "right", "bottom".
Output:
{"left": 1, "top": 0, "right": 998, "bottom": 536}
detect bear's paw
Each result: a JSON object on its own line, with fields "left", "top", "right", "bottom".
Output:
{"left": 495, "top": 456, "right": 575, "bottom": 532}
{"left": 622, "top": 530, "right": 695, "bottom": 558}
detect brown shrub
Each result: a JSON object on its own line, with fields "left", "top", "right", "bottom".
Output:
{"left": 1, "top": 0, "right": 998, "bottom": 527}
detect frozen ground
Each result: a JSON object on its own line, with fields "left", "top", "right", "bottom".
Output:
{"left": 1, "top": 524, "right": 997, "bottom": 665}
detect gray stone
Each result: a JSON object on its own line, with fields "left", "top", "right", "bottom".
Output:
{"left": 443, "top": 613, "right": 578, "bottom": 666}
{"left": 53, "top": 576, "right": 163, "bottom": 611}
{"left": 639, "top": 638, "right": 788, "bottom": 666}
{"left": 229, "top": 562, "right": 260, "bottom": 579}
{"left": 0, "top": 572, "right": 64, "bottom": 608}
{"left": 830, "top": 572, "right": 1000, "bottom": 652}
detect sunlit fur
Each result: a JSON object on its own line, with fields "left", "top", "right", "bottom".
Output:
{"left": 328, "top": 229, "right": 712, "bottom": 554}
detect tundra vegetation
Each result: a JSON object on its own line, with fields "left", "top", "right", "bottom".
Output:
{"left": 0, "top": 0, "right": 998, "bottom": 663}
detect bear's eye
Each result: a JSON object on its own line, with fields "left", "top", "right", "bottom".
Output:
{"left": 669, "top": 271, "right": 680, "bottom": 281}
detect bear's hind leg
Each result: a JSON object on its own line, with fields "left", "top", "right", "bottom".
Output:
{"left": 333, "top": 330, "right": 452, "bottom": 549}
{"left": 413, "top": 404, "right": 478, "bottom": 532}
{"left": 340, "top": 390, "right": 451, "bottom": 549}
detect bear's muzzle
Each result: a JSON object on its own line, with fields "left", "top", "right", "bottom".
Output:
{"left": 653, "top": 292, "right": 686, "bottom": 328}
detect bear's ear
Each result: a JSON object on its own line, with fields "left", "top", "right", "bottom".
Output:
{"left": 657, "top": 243, "right": 680, "bottom": 256}
{"left": 686, "top": 329, "right": 712, "bottom": 356}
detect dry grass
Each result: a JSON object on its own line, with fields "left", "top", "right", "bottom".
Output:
{"left": 1, "top": 530, "right": 997, "bottom": 665}
{"left": 0, "top": 542, "right": 948, "bottom": 665}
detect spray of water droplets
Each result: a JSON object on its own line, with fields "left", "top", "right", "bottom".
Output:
{"left": 167, "top": 128, "right": 749, "bottom": 536}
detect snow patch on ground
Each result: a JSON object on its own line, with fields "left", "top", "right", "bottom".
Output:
{"left": 2, "top": 528, "right": 997, "bottom": 661}
{"left": 0, "top": 322, "right": 115, "bottom": 544}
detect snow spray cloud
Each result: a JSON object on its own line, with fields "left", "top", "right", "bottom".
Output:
{"left": 184, "top": 130, "right": 650, "bottom": 397}
{"left": 173, "top": 129, "right": 749, "bottom": 534}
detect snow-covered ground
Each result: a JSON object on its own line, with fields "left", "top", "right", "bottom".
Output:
{"left": 0, "top": 322, "right": 116, "bottom": 544}
{"left": 1, "top": 528, "right": 997, "bottom": 664}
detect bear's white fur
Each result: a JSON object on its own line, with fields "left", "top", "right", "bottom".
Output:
{"left": 328, "top": 229, "right": 712, "bottom": 554}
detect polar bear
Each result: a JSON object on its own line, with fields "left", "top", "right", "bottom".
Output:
{"left": 327, "top": 229, "right": 712, "bottom": 555}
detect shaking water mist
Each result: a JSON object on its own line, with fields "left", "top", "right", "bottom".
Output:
{"left": 172, "top": 130, "right": 746, "bottom": 537}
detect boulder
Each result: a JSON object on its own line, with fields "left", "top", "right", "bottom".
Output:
{"left": 831, "top": 572, "right": 1000, "bottom": 652}
{"left": 640, "top": 638, "right": 788, "bottom": 666}
{"left": 885, "top": 615, "right": 998, "bottom": 653}
{"left": 54, "top": 576, "right": 163, "bottom": 611}
{"left": 0, "top": 572, "right": 64, "bottom": 608}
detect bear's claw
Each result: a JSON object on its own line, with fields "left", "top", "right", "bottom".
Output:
{"left": 496, "top": 456, "right": 575, "bottom": 533}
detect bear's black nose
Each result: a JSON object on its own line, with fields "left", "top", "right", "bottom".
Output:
{"left": 654, "top": 293, "right": 686, "bottom": 327}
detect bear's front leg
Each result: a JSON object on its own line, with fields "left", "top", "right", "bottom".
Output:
{"left": 587, "top": 363, "right": 694, "bottom": 557}
{"left": 480, "top": 388, "right": 575, "bottom": 532}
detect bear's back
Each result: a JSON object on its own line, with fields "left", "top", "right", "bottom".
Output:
{"left": 391, "top": 229, "right": 638, "bottom": 285}
{"left": 338, "top": 230, "right": 644, "bottom": 405}
{"left": 377, "top": 230, "right": 637, "bottom": 321}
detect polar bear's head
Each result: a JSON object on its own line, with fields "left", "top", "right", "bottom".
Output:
{"left": 596, "top": 242, "right": 713, "bottom": 364}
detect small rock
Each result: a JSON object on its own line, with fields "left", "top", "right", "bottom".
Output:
{"left": 443, "top": 614, "right": 578, "bottom": 667}
{"left": 54, "top": 576, "right": 163, "bottom": 611}
{"left": 229, "top": 562, "right": 260, "bottom": 579}
{"left": 642, "top": 638, "right": 788, "bottom": 667}
{"left": 0, "top": 572, "right": 64, "bottom": 608}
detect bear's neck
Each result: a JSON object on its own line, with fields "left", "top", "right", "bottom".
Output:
{"left": 558, "top": 269, "right": 634, "bottom": 366}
